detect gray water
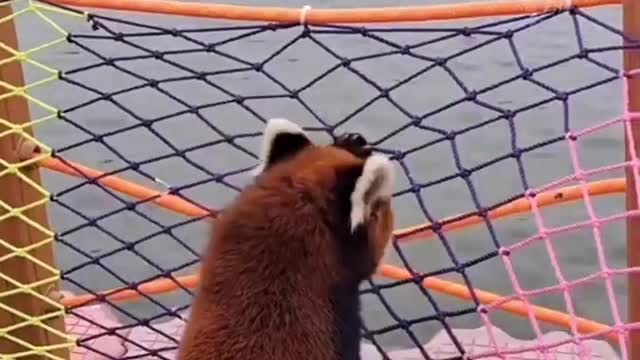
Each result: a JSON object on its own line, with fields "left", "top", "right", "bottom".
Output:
{"left": 10, "top": 0, "right": 632, "bottom": 353}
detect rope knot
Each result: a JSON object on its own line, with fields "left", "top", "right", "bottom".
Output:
{"left": 299, "top": 5, "right": 312, "bottom": 25}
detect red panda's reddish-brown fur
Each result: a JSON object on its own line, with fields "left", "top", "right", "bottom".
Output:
{"left": 177, "top": 119, "right": 395, "bottom": 360}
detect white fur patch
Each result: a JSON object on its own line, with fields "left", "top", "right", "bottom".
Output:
{"left": 250, "top": 118, "right": 308, "bottom": 176}
{"left": 350, "top": 154, "right": 395, "bottom": 232}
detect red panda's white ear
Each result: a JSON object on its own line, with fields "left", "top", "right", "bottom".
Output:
{"left": 350, "top": 154, "right": 395, "bottom": 232}
{"left": 251, "top": 118, "right": 312, "bottom": 176}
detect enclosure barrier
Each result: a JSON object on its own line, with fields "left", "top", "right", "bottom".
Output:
{"left": 0, "top": 0, "right": 639, "bottom": 358}
{"left": 0, "top": 2, "right": 78, "bottom": 359}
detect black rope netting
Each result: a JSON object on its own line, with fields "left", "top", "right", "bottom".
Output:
{"left": 18, "top": 1, "right": 640, "bottom": 359}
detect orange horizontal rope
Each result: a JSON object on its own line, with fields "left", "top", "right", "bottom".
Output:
{"left": 61, "top": 274, "right": 200, "bottom": 308}
{"left": 50, "top": 0, "right": 620, "bottom": 24}
{"left": 42, "top": 158, "right": 215, "bottom": 219}
{"left": 379, "top": 265, "right": 615, "bottom": 341}
{"left": 396, "top": 178, "right": 626, "bottom": 242}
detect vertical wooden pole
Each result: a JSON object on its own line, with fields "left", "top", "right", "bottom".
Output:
{"left": 0, "top": 3, "right": 70, "bottom": 360}
{"left": 626, "top": 0, "right": 640, "bottom": 358}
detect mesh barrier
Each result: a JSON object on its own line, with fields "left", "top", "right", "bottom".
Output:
{"left": 0, "top": 1, "right": 80, "bottom": 358}
{"left": 1, "top": 0, "right": 640, "bottom": 359}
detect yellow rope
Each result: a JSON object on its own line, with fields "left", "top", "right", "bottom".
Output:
{"left": 0, "top": 0, "right": 84, "bottom": 358}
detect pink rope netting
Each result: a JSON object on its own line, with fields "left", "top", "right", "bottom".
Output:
{"left": 474, "top": 69, "right": 640, "bottom": 360}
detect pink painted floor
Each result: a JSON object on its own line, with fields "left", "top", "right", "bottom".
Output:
{"left": 65, "top": 303, "right": 620, "bottom": 360}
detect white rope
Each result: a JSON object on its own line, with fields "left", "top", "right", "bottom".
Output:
{"left": 539, "top": 0, "right": 574, "bottom": 13}
{"left": 299, "top": 5, "right": 312, "bottom": 25}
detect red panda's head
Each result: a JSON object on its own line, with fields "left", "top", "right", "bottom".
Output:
{"left": 251, "top": 118, "right": 395, "bottom": 281}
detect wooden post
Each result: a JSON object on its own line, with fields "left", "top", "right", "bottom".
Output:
{"left": 626, "top": 0, "right": 640, "bottom": 358}
{"left": 0, "top": 3, "right": 70, "bottom": 360}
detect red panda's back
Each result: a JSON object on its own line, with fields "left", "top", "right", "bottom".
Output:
{"left": 177, "top": 294, "right": 335, "bottom": 360}
{"left": 177, "top": 182, "right": 338, "bottom": 360}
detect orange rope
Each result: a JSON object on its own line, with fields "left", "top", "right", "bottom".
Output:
{"left": 42, "top": 156, "right": 625, "bottom": 341}
{"left": 61, "top": 274, "right": 200, "bottom": 308}
{"left": 379, "top": 265, "right": 614, "bottom": 341}
{"left": 50, "top": 0, "right": 620, "bottom": 24}
{"left": 42, "top": 158, "right": 215, "bottom": 219}
{"left": 396, "top": 178, "right": 626, "bottom": 241}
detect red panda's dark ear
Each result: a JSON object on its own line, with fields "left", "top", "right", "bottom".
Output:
{"left": 251, "top": 118, "right": 312, "bottom": 175}
{"left": 350, "top": 154, "right": 395, "bottom": 232}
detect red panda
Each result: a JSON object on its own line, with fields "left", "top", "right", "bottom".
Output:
{"left": 176, "top": 118, "right": 395, "bottom": 360}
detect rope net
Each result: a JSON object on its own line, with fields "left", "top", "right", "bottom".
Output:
{"left": 0, "top": 1, "right": 79, "bottom": 359}
{"left": 1, "top": 0, "right": 639, "bottom": 359}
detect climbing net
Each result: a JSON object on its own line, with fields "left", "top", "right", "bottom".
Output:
{"left": 1, "top": 0, "right": 639, "bottom": 359}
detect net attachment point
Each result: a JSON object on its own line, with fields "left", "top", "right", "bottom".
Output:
{"left": 16, "top": 138, "right": 42, "bottom": 162}
{"left": 299, "top": 5, "right": 311, "bottom": 25}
